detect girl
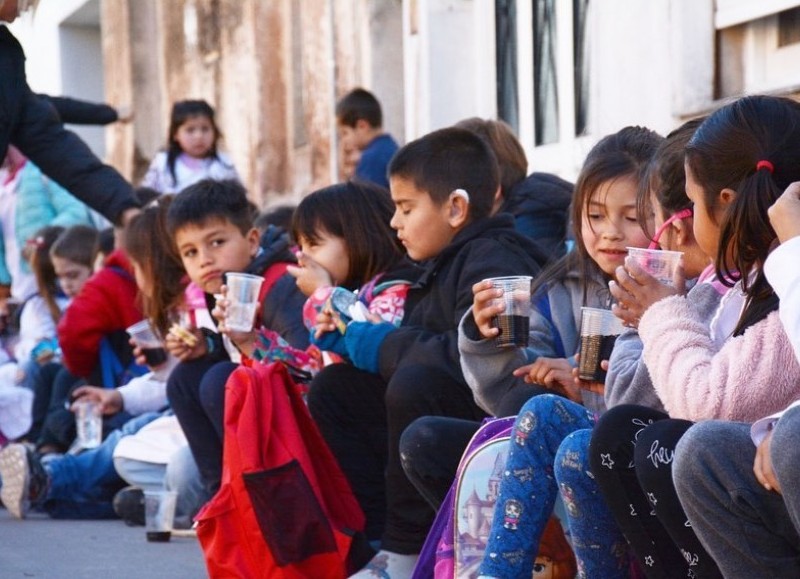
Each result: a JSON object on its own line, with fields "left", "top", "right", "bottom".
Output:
{"left": 141, "top": 100, "right": 240, "bottom": 194}
{"left": 589, "top": 95, "right": 800, "bottom": 578}
{"left": 457, "top": 126, "right": 661, "bottom": 578}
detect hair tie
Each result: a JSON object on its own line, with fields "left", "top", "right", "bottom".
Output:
{"left": 756, "top": 160, "right": 774, "bottom": 174}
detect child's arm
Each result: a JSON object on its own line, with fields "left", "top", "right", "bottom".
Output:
{"left": 603, "top": 329, "right": 665, "bottom": 411}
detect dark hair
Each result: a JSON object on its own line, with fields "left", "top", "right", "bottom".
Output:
{"left": 685, "top": 95, "right": 800, "bottom": 335}
{"left": 388, "top": 127, "right": 499, "bottom": 221}
{"left": 533, "top": 126, "right": 662, "bottom": 301}
{"left": 166, "top": 179, "right": 254, "bottom": 236}
{"left": 292, "top": 181, "right": 404, "bottom": 289}
{"left": 96, "top": 227, "right": 115, "bottom": 258}
{"left": 636, "top": 118, "right": 704, "bottom": 234}
{"left": 166, "top": 100, "right": 220, "bottom": 185}
{"left": 29, "top": 226, "right": 66, "bottom": 324}
{"left": 336, "top": 88, "right": 383, "bottom": 128}
{"left": 455, "top": 117, "right": 527, "bottom": 198}
{"left": 50, "top": 225, "right": 99, "bottom": 270}
{"left": 123, "top": 196, "right": 186, "bottom": 336}
{"left": 255, "top": 205, "right": 296, "bottom": 238}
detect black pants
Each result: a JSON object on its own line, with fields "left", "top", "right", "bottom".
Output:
{"left": 166, "top": 358, "right": 237, "bottom": 495}
{"left": 307, "top": 363, "right": 487, "bottom": 553}
{"left": 589, "top": 405, "right": 722, "bottom": 578}
{"left": 399, "top": 383, "right": 549, "bottom": 511}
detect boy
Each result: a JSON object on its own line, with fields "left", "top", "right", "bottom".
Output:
{"left": 164, "top": 179, "right": 308, "bottom": 496}
{"left": 336, "top": 88, "right": 398, "bottom": 189}
{"left": 307, "top": 128, "right": 549, "bottom": 577}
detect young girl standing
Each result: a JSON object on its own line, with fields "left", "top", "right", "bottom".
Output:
{"left": 456, "top": 126, "right": 661, "bottom": 578}
{"left": 589, "top": 95, "right": 800, "bottom": 578}
{"left": 141, "top": 100, "right": 240, "bottom": 194}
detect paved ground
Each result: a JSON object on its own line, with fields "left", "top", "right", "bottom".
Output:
{"left": 0, "top": 509, "right": 207, "bottom": 578}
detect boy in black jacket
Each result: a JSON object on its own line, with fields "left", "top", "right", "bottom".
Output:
{"left": 307, "top": 128, "right": 548, "bottom": 577}
{"left": 164, "top": 179, "right": 307, "bottom": 495}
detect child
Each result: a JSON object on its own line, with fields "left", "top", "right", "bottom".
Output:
{"left": 455, "top": 117, "right": 574, "bottom": 259}
{"left": 141, "top": 100, "right": 240, "bottom": 194}
{"left": 589, "top": 95, "right": 800, "bottom": 578}
{"left": 164, "top": 179, "right": 308, "bottom": 496}
{"left": 306, "top": 127, "right": 549, "bottom": 577}
{"left": 674, "top": 183, "right": 800, "bottom": 578}
{"left": 336, "top": 88, "right": 398, "bottom": 189}
{"left": 456, "top": 126, "right": 661, "bottom": 578}
{"left": 0, "top": 198, "right": 192, "bottom": 521}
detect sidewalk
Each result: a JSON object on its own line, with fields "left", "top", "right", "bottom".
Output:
{"left": 0, "top": 509, "right": 207, "bottom": 578}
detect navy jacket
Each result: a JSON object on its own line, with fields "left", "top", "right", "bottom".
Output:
{"left": 0, "top": 27, "right": 139, "bottom": 225}
{"left": 378, "top": 214, "right": 548, "bottom": 385}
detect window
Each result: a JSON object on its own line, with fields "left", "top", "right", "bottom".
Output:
{"left": 573, "top": 0, "right": 589, "bottom": 136}
{"left": 533, "top": 0, "right": 559, "bottom": 146}
{"left": 495, "top": 0, "right": 519, "bottom": 133}
{"left": 778, "top": 7, "right": 800, "bottom": 46}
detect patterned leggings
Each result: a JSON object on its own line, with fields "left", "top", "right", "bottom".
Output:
{"left": 479, "top": 394, "right": 630, "bottom": 579}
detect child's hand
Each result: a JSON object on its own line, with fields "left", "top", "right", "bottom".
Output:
{"left": 513, "top": 357, "right": 582, "bottom": 402}
{"left": 166, "top": 326, "right": 206, "bottom": 361}
{"left": 471, "top": 279, "right": 504, "bottom": 340}
{"left": 610, "top": 259, "right": 685, "bottom": 327}
{"left": 314, "top": 308, "right": 338, "bottom": 339}
{"left": 287, "top": 252, "right": 333, "bottom": 297}
{"left": 71, "top": 385, "right": 123, "bottom": 415}
{"left": 571, "top": 354, "right": 606, "bottom": 396}
{"left": 768, "top": 182, "right": 800, "bottom": 244}
{"left": 753, "top": 429, "right": 781, "bottom": 494}
{"left": 212, "top": 288, "right": 256, "bottom": 357}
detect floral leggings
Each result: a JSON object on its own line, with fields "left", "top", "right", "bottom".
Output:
{"left": 479, "top": 394, "right": 630, "bottom": 579}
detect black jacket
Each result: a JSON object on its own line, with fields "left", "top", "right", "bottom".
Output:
{"left": 378, "top": 214, "right": 548, "bottom": 385}
{"left": 501, "top": 172, "right": 574, "bottom": 260}
{"left": 0, "top": 27, "right": 139, "bottom": 225}
{"left": 43, "top": 95, "right": 119, "bottom": 125}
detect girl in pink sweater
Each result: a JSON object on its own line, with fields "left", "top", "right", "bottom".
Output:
{"left": 589, "top": 95, "right": 800, "bottom": 578}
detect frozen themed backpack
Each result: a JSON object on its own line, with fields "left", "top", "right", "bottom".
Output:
{"left": 412, "top": 417, "right": 577, "bottom": 579}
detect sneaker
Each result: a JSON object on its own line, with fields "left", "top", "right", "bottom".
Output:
{"left": 0, "top": 443, "right": 49, "bottom": 519}
{"left": 113, "top": 486, "right": 145, "bottom": 526}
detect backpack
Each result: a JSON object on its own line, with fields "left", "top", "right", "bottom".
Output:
{"left": 412, "top": 417, "right": 577, "bottom": 579}
{"left": 195, "top": 361, "right": 366, "bottom": 578}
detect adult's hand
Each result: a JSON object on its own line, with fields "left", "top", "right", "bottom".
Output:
{"left": 768, "top": 182, "right": 800, "bottom": 244}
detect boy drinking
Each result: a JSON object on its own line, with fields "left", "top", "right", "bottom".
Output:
{"left": 165, "top": 179, "right": 307, "bottom": 495}
{"left": 308, "top": 127, "right": 549, "bottom": 577}
{"left": 336, "top": 88, "right": 398, "bottom": 189}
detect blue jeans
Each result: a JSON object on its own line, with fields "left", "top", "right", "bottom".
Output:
{"left": 674, "top": 409, "right": 800, "bottom": 578}
{"left": 44, "top": 412, "right": 160, "bottom": 519}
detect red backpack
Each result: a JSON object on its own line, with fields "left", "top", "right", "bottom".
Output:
{"left": 195, "top": 361, "right": 365, "bottom": 578}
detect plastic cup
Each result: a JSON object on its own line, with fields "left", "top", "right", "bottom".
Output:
{"left": 626, "top": 248, "right": 683, "bottom": 286}
{"left": 486, "top": 276, "right": 532, "bottom": 348}
{"left": 75, "top": 400, "right": 102, "bottom": 449}
{"left": 144, "top": 490, "right": 178, "bottom": 542}
{"left": 126, "top": 320, "right": 167, "bottom": 367}
{"left": 578, "top": 307, "right": 625, "bottom": 382}
{"left": 225, "top": 273, "right": 264, "bottom": 332}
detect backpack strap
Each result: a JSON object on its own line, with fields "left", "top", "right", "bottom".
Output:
{"left": 258, "top": 262, "right": 290, "bottom": 303}
{"left": 532, "top": 289, "right": 566, "bottom": 359}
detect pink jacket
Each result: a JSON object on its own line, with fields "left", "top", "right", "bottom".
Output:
{"left": 639, "top": 293, "right": 800, "bottom": 423}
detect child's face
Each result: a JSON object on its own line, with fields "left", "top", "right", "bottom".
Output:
{"left": 52, "top": 256, "right": 92, "bottom": 298}
{"left": 581, "top": 176, "right": 651, "bottom": 277}
{"left": 338, "top": 119, "right": 373, "bottom": 152}
{"left": 298, "top": 231, "right": 350, "bottom": 286}
{"left": 685, "top": 162, "right": 723, "bottom": 261}
{"left": 174, "top": 219, "right": 260, "bottom": 294}
{"left": 389, "top": 176, "right": 459, "bottom": 262}
{"left": 174, "top": 115, "right": 215, "bottom": 159}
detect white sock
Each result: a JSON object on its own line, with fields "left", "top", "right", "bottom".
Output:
{"left": 349, "top": 550, "right": 419, "bottom": 578}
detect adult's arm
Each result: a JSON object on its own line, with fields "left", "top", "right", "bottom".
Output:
{"left": 41, "top": 95, "right": 119, "bottom": 125}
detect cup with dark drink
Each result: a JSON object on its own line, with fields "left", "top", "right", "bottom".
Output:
{"left": 126, "top": 320, "right": 167, "bottom": 367}
{"left": 578, "top": 307, "right": 625, "bottom": 382}
{"left": 144, "top": 490, "right": 178, "bottom": 542}
{"left": 486, "top": 276, "right": 532, "bottom": 348}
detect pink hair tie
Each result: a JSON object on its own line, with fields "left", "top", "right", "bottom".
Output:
{"left": 756, "top": 160, "right": 774, "bottom": 174}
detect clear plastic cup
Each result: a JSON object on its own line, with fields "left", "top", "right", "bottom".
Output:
{"left": 75, "top": 400, "right": 102, "bottom": 449}
{"left": 626, "top": 247, "right": 683, "bottom": 286}
{"left": 486, "top": 276, "right": 532, "bottom": 348}
{"left": 225, "top": 273, "right": 264, "bottom": 332}
{"left": 144, "top": 490, "right": 178, "bottom": 542}
{"left": 578, "top": 307, "right": 625, "bottom": 382}
{"left": 126, "top": 320, "right": 167, "bottom": 366}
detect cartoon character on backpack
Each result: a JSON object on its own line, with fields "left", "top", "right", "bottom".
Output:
{"left": 514, "top": 411, "right": 536, "bottom": 446}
